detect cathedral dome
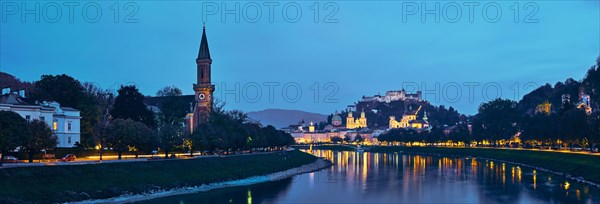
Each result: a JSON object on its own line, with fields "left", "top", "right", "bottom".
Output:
{"left": 332, "top": 112, "right": 342, "bottom": 126}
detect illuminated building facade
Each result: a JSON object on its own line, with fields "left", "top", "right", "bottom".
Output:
{"left": 577, "top": 94, "right": 592, "bottom": 115}
{"left": 389, "top": 106, "right": 429, "bottom": 130}
{"left": 535, "top": 101, "right": 552, "bottom": 115}
{"left": 346, "top": 110, "right": 367, "bottom": 129}
{"left": 0, "top": 88, "right": 80, "bottom": 148}
{"left": 361, "top": 90, "right": 422, "bottom": 103}
{"left": 309, "top": 121, "right": 315, "bottom": 132}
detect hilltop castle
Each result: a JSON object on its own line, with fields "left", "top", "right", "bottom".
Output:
{"left": 361, "top": 90, "right": 422, "bottom": 103}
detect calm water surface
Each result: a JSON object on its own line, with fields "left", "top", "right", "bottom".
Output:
{"left": 143, "top": 150, "right": 600, "bottom": 203}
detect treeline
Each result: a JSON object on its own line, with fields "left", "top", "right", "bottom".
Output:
{"left": 379, "top": 57, "right": 600, "bottom": 148}
{"left": 0, "top": 73, "right": 295, "bottom": 162}
{"left": 189, "top": 109, "right": 295, "bottom": 156}
{"left": 378, "top": 124, "right": 470, "bottom": 145}
{"left": 476, "top": 58, "right": 600, "bottom": 148}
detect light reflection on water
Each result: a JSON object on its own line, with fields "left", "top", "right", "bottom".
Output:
{"left": 143, "top": 150, "right": 600, "bottom": 204}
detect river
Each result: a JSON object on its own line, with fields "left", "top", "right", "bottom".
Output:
{"left": 142, "top": 150, "right": 600, "bottom": 203}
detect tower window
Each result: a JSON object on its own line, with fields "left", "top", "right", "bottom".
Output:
{"left": 68, "top": 137, "right": 71, "bottom": 144}
{"left": 67, "top": 121, "right": 72, "bottom": 131}
{"left": 53, "top": 120, "right": 58, "bottom": 131}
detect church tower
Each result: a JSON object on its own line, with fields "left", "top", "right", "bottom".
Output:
{"left": 192, "top": 25, "right": 215, "bottom": 130}
{"left": 346, "top": 111, "right": 354, "bottom": 128}
{"left": 358, "top": 109, "right": 367, "bottom": 126}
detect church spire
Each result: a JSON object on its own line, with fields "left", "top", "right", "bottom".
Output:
{"left": 197, "top": 25, "right": 211, "bottom": 60}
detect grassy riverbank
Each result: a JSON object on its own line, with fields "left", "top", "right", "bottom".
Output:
{"left": 0, "top": 150, "right": 317, "bottom": 203}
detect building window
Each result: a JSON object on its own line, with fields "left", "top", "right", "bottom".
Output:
{"left": 68, "top": 137, "right": 71, "bottom": 144}
{"left": 25, "top": 115, "right": 31, "bottom": 121}
{"left": 40, "top": 116, "right": 45, "bottom": 122}
{"left": 53, "top": 120, "right": 58, "bottom": 131}
{"left": 67, "top": 121, "right": 72, "bottom": 131}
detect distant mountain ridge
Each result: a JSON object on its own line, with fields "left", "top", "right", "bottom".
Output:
{"left": 246, "top": 109, "right": 328, "bottom": 129}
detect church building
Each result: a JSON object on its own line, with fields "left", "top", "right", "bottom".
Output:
{"left": 346, "top": 110, "right": 367, "bottom": 129}
{"left": 331, "top": 111, "right": 342, "bottom": 126}
{"left": 186, "top": 26, "right": 215, "bottom": 133}
{"left": 389, "top": 105, "right": 429, "bottom": 130}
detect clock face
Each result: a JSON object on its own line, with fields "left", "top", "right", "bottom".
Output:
{"left": 198, "top": 93, "right": 205, "bottom": 100}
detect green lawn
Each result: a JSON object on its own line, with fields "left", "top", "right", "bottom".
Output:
{"left": 0, "top": 150, "right": 317, "bottom": 203}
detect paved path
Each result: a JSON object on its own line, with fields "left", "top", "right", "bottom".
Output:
{"left": 0, "top": 148, "right": 295, "bottom": 169}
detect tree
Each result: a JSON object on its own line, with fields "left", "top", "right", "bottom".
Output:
{"left": 425, "top": 127, "right": 444, "bottom": 145}
{"left": 106, "top": 119, "right": 134, "bottom": 160}
{"left": 185, "top": 101, "right": 294, "bottom": 155}
{"left": 558, "top": 109, "right": 589, "bottom": 148}
{"left": 190, "top": 123, "right": 212, "bottom": 155}
{"left": 262, "top": 125, "right": 279, "bottom": 150}
{"left": 32, "top": 74, "right": 84, "bottom": 108}
{"left": 0, "top": 111, "right": 27, "bottom": 166}
{"left": 378, "top": 129, "right": 405, "bottom": 144}
{"left": 111, "top": 85, "right": 156, "bottom": 128}
{"left": 453, "top": 123, "right": 472, "bottom": 146}
{"left": 134, "top": 121, "right": 158, "bottom": 158}
{"left": 92, "top": 89, "right": 114, "bottom": 160}
{"left": 158, "top": 123, "right": 184, "bottom": 158}
{"left": 354, "top": 134, "right": 364, "bottom": 143}
{"left": 156, "top": 86, "right": 188, "bottom": 125}
{"left": 244, "top": 123, "right": 265, "bottom": 149}
{"left": 77, "top": 82, "right": 108, "bottom": 148}
{"left": 520, "top": 113, "right": 558, "bottom": 145}
{"left": 21, "top": 120, "right": 57, "bottom": 163}
{"left": 156, "top": 86, "right": 183, "bottom": 97}
{"left": 428, "top": 105, "right": 461, "bottom": 127}
{"left": 343, "top": 134, "right": 352, "bottom": 143}
{"left": 93, "top": 118, "right": 110, "bottom": 161}
{"left": 106, "top": 119, "right": 155, "bottom": 160}
{"left": 330, "top": 136, "right": 343, "bottom": 144}
{"left": 590, "top": 118, "right": 600, "bottom": 149}
{"left": 154, "top": 86, "right": 187, "bottom": 158}
{"left": 583, "top": 57, "right": 600, "bottom": 111}
{"left": 276, "top": 130, "right": 295, "bottom": 148}
{"left": 472, "top": 99, "right": 520, "bottom": 145}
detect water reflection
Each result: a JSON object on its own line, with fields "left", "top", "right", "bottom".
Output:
{"left": 144, "top": 150, "right": 599, "bottom": 203}
{"left": 143, "top": 177, "right": 294, "bottom": 204}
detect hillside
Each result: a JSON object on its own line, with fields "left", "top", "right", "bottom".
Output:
{"left": 517, "top": 58, "right": 600, "bottom": 115}
{"left": 247, "top": 109, "right": 328, "bottom": 128}
{"left": 328, "top": 100, "right": 461, "bottom": 129}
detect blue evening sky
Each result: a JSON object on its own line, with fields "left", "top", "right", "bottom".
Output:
{"left": 1, "top": 1, "right": 598, "bottom": 115}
